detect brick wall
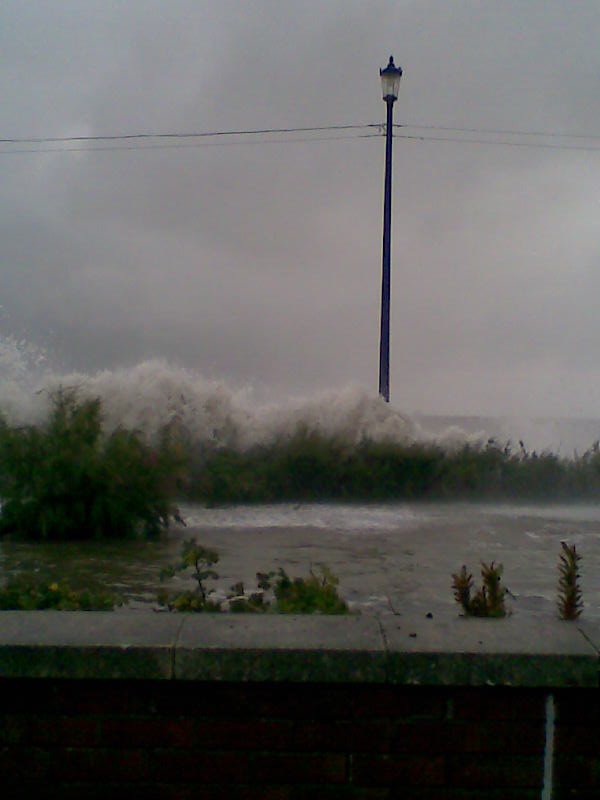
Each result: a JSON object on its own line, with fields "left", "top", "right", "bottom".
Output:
{"left": 0, "top": 679, "right": 597, "bottom": 799}
{"left": 554, "top": 689, "right": 600, "bottom": 798}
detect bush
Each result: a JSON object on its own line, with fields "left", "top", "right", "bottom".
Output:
{"left": 0, "top": 577, "right": 121, "bottom": 610}
{"left": 0, "top": 390, "right": 186, "bottom": 540}
{"left": 270, "top": 566, "right": 349, "bottom": 614}
{"left": 158, "top": 540, "right": 348, "bottom": 614}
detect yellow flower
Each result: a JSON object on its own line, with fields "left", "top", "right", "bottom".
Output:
{"left": 49, "top": 582, "right": 59, "bottom": 592}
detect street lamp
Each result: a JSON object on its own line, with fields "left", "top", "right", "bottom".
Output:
{"left": 378, "top": 55, "right": 402, "bottom": 403}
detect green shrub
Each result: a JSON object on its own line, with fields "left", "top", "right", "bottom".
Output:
{"left": 0, "top": 389, "right": 186, "bottom": 540}
{"left": 270, "top": 565, "right": 349, "bottom": 614}
{"left": 0, "top": 577, "right": 121, "bottom": 610}
{"left": 157, "top": 538, "right": 221, "bottom": 612}
{"left": 158, "top": 540, "right": 348, "bottom": 614}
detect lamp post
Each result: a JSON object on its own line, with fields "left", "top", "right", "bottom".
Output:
{"left": 378, "top": 55, "right": 402, "bottom": 403}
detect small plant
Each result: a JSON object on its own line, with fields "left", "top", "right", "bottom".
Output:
{"left": 452, "top": 561, "right": 506, "bottom": 617}
{"left": 158, "top": 538, "right": 221, "bottom": 612}
{"left": 0, "top": 577, "right": 121, "bottom": 610}
{"left": 158, "top": 542, "right": 348, "bottom": 615}
{"left": 452, "top": 565, "right": 474, "bottom": 613}
{"left": 557, "top": 541, "right": 583, "bottom": 620}
{"left": 226, "top": 581, "right": 270, "bottom": 613}
{"left": 267, "top": 565, "right": 349, "bottom": 615}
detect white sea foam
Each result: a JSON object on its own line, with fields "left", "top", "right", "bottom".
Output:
{"left": 0, "top": 337, "right": 456, "bottom": 451}
{"left": 2, "top": 335, "right": 598, "bottom": 454}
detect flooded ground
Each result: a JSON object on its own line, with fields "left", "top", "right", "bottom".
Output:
{"left": 2, "top": 501, "right": 600, "bottom": 620}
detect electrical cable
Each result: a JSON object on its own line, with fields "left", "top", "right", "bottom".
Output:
{"left": 0, "top": 123, "right": 379, "bottom": 145}
{"left": 397, "top": 123, "right": 600, "bottom": 141}
{"left": 2, "top": 121, "right": 600, "bottom": 155}
{"left": 394, "top": 132, "right": 600, "bottom": 152}
{"left": 0, "top": 132, "right": 380, "bottom": 156}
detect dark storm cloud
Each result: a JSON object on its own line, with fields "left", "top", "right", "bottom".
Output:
{"left": 2, "top": 0, "right": 600, "bottom": 415}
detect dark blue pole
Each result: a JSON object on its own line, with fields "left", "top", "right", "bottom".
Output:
{"left": 378, "top": 97, "right": 394, "bottom": 402}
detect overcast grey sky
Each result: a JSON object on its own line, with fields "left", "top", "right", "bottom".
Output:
{"left": 2, "top": 0, "right": 600, "bottom": 418}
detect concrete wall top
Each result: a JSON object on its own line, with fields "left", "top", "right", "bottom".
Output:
{"left": 0, "top": 611, "right": 598, "bottom": 687}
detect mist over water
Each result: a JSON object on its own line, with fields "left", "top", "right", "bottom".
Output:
{"left": 1, "top": 336, "right": 599, "bottom": 455}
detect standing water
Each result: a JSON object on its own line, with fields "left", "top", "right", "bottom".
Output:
{"left": 1, "top": 336, "right": 600, "bottom": 617}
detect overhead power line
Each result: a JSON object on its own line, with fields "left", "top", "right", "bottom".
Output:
{"left": 0, "top": 123, "right": 378, "bottom": 145}
{"left": 2, "top": 121, "right": 600, "bottom": 155}
{"left": 0, "top": 132, "right": 380, "bottom": 156}
{"left": 397, "top": 123, "right": 600, "bottom": 141}
{"left": 395, "top": 132, "right": 600, "bottom": 152}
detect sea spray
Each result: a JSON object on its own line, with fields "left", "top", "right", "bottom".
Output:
{"left": 0, "top": 336, "right": 53, "bottom": 425}
{"left": 4, "top": 336, "right": 598, "bottom": 455}
{"left": 0, "top": 338, "right": 479, "bottom": 452}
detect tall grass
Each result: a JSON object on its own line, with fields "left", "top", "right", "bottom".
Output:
{"left": 186, "top": 432, "right": 600, "bottom": 504}
{"left": 3, "top": 394, "right": 600, "bottom": 527}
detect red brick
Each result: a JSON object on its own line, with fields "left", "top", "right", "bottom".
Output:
{"left": 448, "top": 755, "right": 542, "bottom": 788}
{"left": 51, "top": 747, "right": 149, "bottom": 783}
{"left": 555, "top": 755, "right": 600, "bottom": 787}
{"left": 555, "top": 690, "right": 600, "bottom": 723}
{"left": 391, "top": 721, "right": 454, "bottom": 753}
{"left": 452, "top": 722, "right": 544, "bottom": 755}
{"left": 452, "top": 690, "right": 545, "bottom": 722}
{"left": 392, "top": 719, "right": 544, "bottom": 756}
{"left": 29, "top": 716, "right": 100, "bottom": 746}
{"left": 389, "top": 791, "right": 540, "bottom": 800}
{"left": 294, "top": 720, "right": 392, "bottom": 753}
{"left": 157, "top": 683, "right": 351, "bottom": 720}
{"left": 351, "top": 754, "right": 444, "bottom": 787}
{"left": 194, "top": 718, "right": 294, "bottom": 750}
{"left": 151, "top": 749, "right": 252, "bottom": 783}
{"left": 351, "top": 688, "right": 445, "bottom": 720}
{"left": 253, "top": 753, "right": 346, "bottom": 784}
{"left": 0, "top": 746, "right": 51, "bottom": 784}
{"left": 100, "top": 717, "right": 194, "bottom": 747}
{"left": 556, "top": 724, "right": 600, "bottom": 755}
{"left": 0, "top": 714, "right": 29, "bottom": 744}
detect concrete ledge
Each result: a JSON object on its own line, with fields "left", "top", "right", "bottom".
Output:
{"left": 0, "top": 611, "right": 183, "bottom": 679}
{"left": 0, "top": 611, "right": 598, "bottom": 686}
{"left": 381, "top": 612, "right": 600, "bottom": 687}
{"left": 176, "top": 615, "right": 386, "bottom": 682}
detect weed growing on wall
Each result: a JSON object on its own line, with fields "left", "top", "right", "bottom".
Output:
{"left": 557, "top": 542, "right": 583, "bottom": 620}
{"left": 0, "top": 390, "right": 186, "bottom": 540}
{"left": 452, "top": 561, "right": 507, "bottom": 617}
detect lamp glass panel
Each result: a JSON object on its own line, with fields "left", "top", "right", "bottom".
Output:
{"left": 381, "top": 70, "right": 401, "bottom": 100}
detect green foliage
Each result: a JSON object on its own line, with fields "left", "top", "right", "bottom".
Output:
{"left": 0, "top": 577, "right": 120, "bottom": 610}
{"left": 557, "top": 542, "right": 583, "bottom": 620}
{"left": 158, "top": 540, "right": 348, "bottom": 614}
{"left": 157, "top": 538, "right": 221, "bottom": 612}
{"left": 452, "top": 561, "right": 507, "bottom": 617}
{"left": 0, "top": 389, "right": 186, "bottom": 540}
{"left": 184, "top": 430, "right": 600, "bottom": 504}
{"left": 269, "top": 565, "right": 349, "bottom": 615}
